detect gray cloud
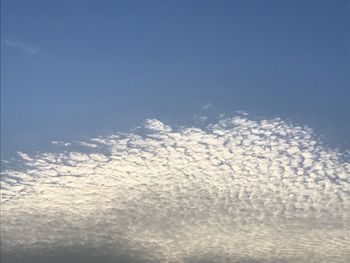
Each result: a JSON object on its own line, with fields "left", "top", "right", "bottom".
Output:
{"left": 1, "top": 116, "right": 349, "bottom": 262}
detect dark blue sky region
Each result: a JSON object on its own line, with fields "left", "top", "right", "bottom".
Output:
{"left": 1, "top": 0, "right": 350, "bottom": 155}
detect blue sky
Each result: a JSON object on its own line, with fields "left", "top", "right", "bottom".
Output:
{"left": 1, "top": 2, "right": 350, "bottom": 262}
{"left": 1, "top": 0, "right": 350, "bottom": 156}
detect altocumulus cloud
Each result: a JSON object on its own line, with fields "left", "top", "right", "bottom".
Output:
{"left": 1, "top": 116, "right": 350, "bottom": 263}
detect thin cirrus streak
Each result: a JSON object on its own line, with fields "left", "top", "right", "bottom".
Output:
{"left": 4, "top": 39, "right": 39, "bottom": 55}
{"left": 1, "top": 116, "right": 349, "bottom": 263}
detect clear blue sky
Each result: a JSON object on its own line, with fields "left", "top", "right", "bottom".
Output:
{"left": 1, "top": 0, "right": 350, "bottom": 156}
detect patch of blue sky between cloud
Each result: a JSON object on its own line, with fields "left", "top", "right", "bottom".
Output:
{"left": 1, "top": 115, "right": 350, "bottom": 263}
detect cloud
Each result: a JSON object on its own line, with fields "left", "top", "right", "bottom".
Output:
{"left": 75, "top": 141, "right": 99, "bottom": 148}
{"left": 1, "top": 115, "right": 350, "bottom": 263}
{"left": 51, "top": 141, "right": 71, "bottom": 146}
{"left": 202, "top": 102, "right": 212, "bottom": 110}
{"left": 3, "top": 39, "right": 39, "bottom": 55}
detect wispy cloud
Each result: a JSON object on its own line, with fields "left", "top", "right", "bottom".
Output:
{"left": 51, "top": 141, "right": 71, "bottom": 146}
{"left": 202, "top": 102, "right": 212, "bottom": 110}
{"left": 3, "top": 39, "right": 39, "bottom": 55}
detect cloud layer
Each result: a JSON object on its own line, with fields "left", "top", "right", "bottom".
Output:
{"left": 1, "top": 116, "right": 350, "bottom": 262}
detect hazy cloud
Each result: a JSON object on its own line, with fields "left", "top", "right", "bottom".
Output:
{"left": 202, "top": 102, "right": 212, "bottom": 110}
{"left": 4, "top": 39, "right": 39, "bottom": 55}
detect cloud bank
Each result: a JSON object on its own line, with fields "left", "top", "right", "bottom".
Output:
{"left": 1, "top": 116, "right": 350, "bottom": 263}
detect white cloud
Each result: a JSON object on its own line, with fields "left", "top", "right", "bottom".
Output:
{"left": 4, "top": 39, "right": 39, "bottom": 55}
{"left": 1, "top": 116, "right": 350, "bottom": 263}
{"left": 202, "top": 102, "right": 212, "bottom": 110}
{"left": 51, "top": 141, "right": 71, "bottom": 146}
{"left": 75, "top": 141, "right": 99, "bottom": 148}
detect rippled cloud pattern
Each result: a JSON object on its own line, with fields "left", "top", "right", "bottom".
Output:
{"left": 1, "top": 116, "right": 350, "bottom": 263}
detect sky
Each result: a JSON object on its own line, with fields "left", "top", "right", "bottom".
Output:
{"left": 1, "top": 1, "right": 350, "bottom": 263}
{"left": 1, "top": 0, "right": 350, "bottom": 156}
